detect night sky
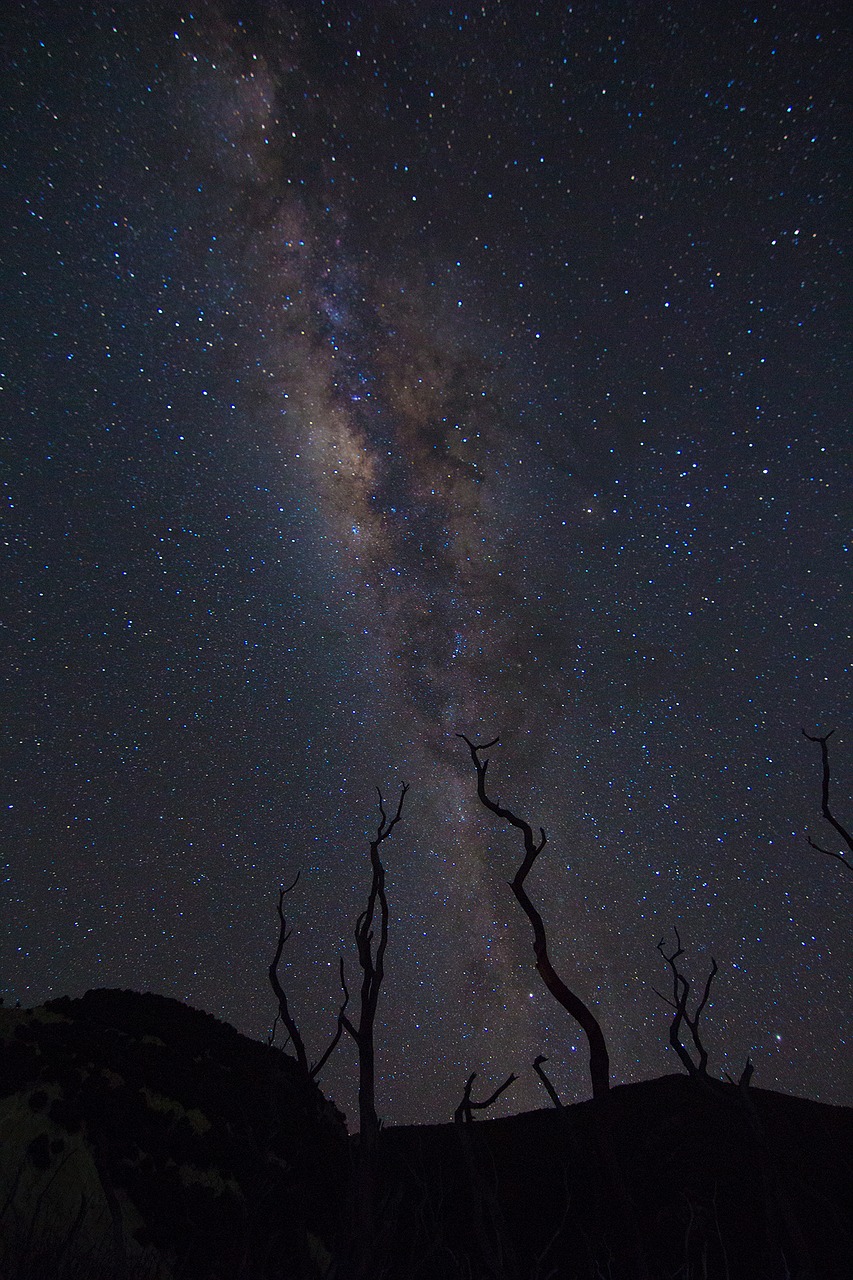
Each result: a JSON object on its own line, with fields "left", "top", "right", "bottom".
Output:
{"left": 3, "top": 1, "right": 850, "bottom": 1127}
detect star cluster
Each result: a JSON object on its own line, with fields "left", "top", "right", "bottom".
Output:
{"left": 3, "top": 1, "right": 850, "bottom": 1126}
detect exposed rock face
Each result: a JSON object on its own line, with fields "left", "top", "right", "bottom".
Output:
{"left": 0, "top": 989, "right": 347, "bottom": 1279}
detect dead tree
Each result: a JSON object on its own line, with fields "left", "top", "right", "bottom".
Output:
{"left": 458, "top": 736, "right": 649, "bottom": 1274}
{"left": 340, "top": 782, "right": 408, "bottom": 1140}
{"left": 454, "top": 1070, "right": 518, "bottom": 1124}
{"left": 802, "top": 728, "right": 853, "bottom": 873}
{"left": 458, "top": 734, "right": 610, "bottom": 1100}
{"left": 725, "top": 1058, "right": 755, "bottom": 1089}
{"left": 532, "top": 1054, "right": 564, "bottom": 1110}
{"left": 654, "top": 928, "right": 718, "bottom": 1081}
{"left": 336, "top": 782, "right": 408, "bottom": 1279}
{"left": 268, "top": 872, "right": 348, "bottom": 1080}
{"left": 532, "top": 1054, "right": 585, "bottom": 1166}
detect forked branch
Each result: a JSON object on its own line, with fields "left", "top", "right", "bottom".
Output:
{"left": 454, "top": 1070, "right": 518, "bottom": 1124}
{"left": 338, "top": 783, "right": 408, "bottom": 1279}
{"left": 802, "top": 729, "right": 853, "bottom": 872}
{"left": 269, "top": 873, "right": 309, "bottom": 1076}
{"left": 654, "top": 928, "right": 718, "bottom": 1081}
{"left": 725, "top": 1058, "right": 755, "bottom": 1089}
{"left": 458, "top": 733, "right": 610, "bottom": 1099}
{"left": 268, "top": 872, "right": 349, "bottom": 1080}
{"left": 340, "top": 782, "right": 409, "bottom": 1140}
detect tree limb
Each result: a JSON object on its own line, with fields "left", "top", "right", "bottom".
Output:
{"left": 725, "top": 1058, "right": 754, "bottom": 1089}
{"left": 655, "top": 928, "right": 718, "bottom": 1080}
{"left": 268, "top": 872, "right": 349, "bottom": 1081}
{"left": 309, "top": 970, "right": 349, "bottom": 1080}
{"left": 268, "top": 872, "right": 310, "bottom": 1077}
{"left": 458, "top": 733, "right": 610, "bottom": 1099}
{"left": 454, "top": 1070, "right": 518, "bottom": 1124}
{"left": 802, "top": 729, "right": 853, "bottom": 872}
{"left": 341, "top": 782, "right": 409, "bottom": 1141}
{"left": 532, "top": 1054, "right": 564, "bottom": 1109}
{"left": 340, "top": 783, "right": 408, "bottom": 1278}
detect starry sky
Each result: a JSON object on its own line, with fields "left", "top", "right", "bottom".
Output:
{"left": 3, "top": 1, "right": 851, "bottom": 1127}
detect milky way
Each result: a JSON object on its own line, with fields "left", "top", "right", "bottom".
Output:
{"left": 4, "top": 1, "right": 850, "bottom": 1126}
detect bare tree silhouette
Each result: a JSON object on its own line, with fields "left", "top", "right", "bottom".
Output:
{"left": 458, "top": 734, "right": 610, "bottom": 1099}
{"left": 454, "top": 1071, "right": 518, "bottom": 1124}
{"left": 532, "top": 1054, "right": 564, "bottom": 1110}
{"left": 655, "top": 927, "right": 752, "bottom": 1091}
{"left": 654, "top": 928, "right": 718, "bottom": 1082}
{"left": 339, "top": 782, "right": 408, "bottom": 1278}
{"left": 802, "top": 729, "right": 852, "bottom": 873}
{"left": 268, "top": 872, "right": 348, "bottom": 1081}
{"left": 340, "top": 782, "right": 408, "bottom": 1139}
{"left": 269, "top": 784, "right": 408, "bottom": 1278}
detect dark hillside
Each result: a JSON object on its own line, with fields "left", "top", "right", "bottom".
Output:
{"left": 378, "top": 1074, "right": 852, "bottom": 1279}
{"left": 0, "top": 989, "right": 346, "bottom": 1279}
{"left": 1, "top": 992, "right": 850, "bottom": 1279}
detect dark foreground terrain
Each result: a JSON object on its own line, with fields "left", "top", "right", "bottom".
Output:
{"left": 1, "top": 990, "right": 850, "bottom": 1278}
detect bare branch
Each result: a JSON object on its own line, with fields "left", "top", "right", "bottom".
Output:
{"left": 458, "top": 733, "right": 610, "bottom": 1098}
{"left": 475, "top": 1072, "right": 518, "bottom": 1111}
{"left": 725, "top": 1058, "right": 754, "bottom": 1089}
{"left": 656, "top": 930, "right": 718, "bottom": 1080}
{"left": 802, "top": 729, "right": 853, "bottom": 872}
{"left": 454, "top": 1072, "right": 478, "bottom": 1125}
{"left": 532, "top": 1054, "right": 564, "bottom": 1110}
{"left": 309, "top": 965, "right": 350, "bottom": 1080}
{"left": 341, "top": 782, "right": 409, "bottom": 1141}
{"left": 338, "top": 955, "right": 355, "bottom": 1039}
{"left": 339, "top": 783, "right": 408, "bottom": 1277}
{"left": 688, "top": 957, "right": 719, "bottom": 1070}
{"left": 650, "top": 985, "right": 679, "bottom": 1012}
{"left": 454, "top": 1070, "right": 518, "bottom": 1123}
{"left": 267, "top": 871, "right": 349, "bottom": 1082}
{"left": 268, "top": 874, "right": 309, "bottom": 1077}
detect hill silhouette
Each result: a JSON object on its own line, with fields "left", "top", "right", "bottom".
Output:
{"left": 0, "top": 989, "right": 850, "bottom": 1279}
{"left": 0, "top": 989, "right": 345, "bottom": 1279}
